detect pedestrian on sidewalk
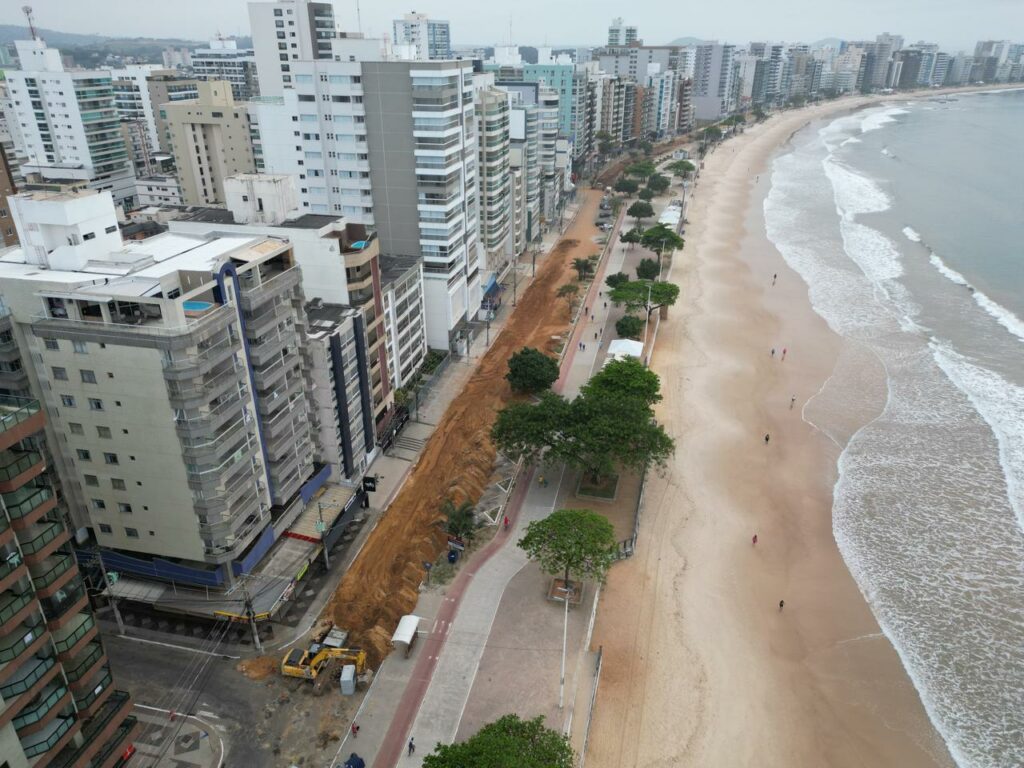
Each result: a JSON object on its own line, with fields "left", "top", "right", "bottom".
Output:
{"left": 603, "top": 302, "right": 607, "bottom": 309}
{"left": 790, "top": 396, "right": 796, "bottom": 410}
{"left": 408, "top": 738, "right": 416, "bottom": 756}
{"left": 772, "top": 273, "right": 777, "bottom": 286}
{"left": 585, "top": 305, "right": 589, "bottom": 315}
{"left": 351, "top": 723, "right": 359, "bottom": 738}
{"left": 594, "top": 332, "right": 598, "bottom": 340}
{"left": 503, "top": 515, "right": 510, "bottom": 531}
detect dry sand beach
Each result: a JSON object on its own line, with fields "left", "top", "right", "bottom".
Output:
{"left": 586, "top": 97, "right": 961, "bottom": 767}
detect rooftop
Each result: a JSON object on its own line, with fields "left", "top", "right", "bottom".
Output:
{"left": 177, "top": 206, "right": 340, "bottom": 230}
{"left": 379, "top": 254, "right": 420, "bottom": 285}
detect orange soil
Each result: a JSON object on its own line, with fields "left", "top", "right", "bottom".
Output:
{"left": 324, "top": 190, "right": 604, "bottom": 666}
{"left": 237, "top": 654, "right": 279, "bottom": 681}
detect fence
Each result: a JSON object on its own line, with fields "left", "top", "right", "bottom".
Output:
{"left": 578, "top": 646, "right": 604, "bottom": 768}
{"left": 615, "top": 469, "right": 646, "bottom": 560}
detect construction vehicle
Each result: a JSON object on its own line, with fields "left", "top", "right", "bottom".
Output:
{"left": 282, "top": 645, "right": 366, "bottom": 680}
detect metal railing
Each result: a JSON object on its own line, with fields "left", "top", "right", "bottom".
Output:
{"left": 13, "top": 682, "right": 68, "bottom": 729}
{"left": 63, "top": 643, "right": 103, "bottom": 684}
{"left": 0, "top": 622, "right": 44, "bottom": 662}
{"left": 3, "top": 485, "right": 53, "bottom": 520}
{"left": 0, "top": 655, "right": 55, "bottom": 699}
{"left": 72, "top": 668, "right": 111, "bottom": 710}
{"left": 0, "top": 589, "right": 32, "bottom": 623}
{"left": 0, "top": 396, "right": 41, "bottom": 433}
{"left": 53, "top": 614, "right": 95, "bottom": 654}
{"left": 30, "top": 554, "right": 73, "bottom": 590}
{"left": 19, "top": 519, "right": 64, "bottom": 554}
{"left": 0, "top": 451, "right": 42, "bottom": 482}
{"left": 21, "top": 715, "right": 74, "bottom": 758}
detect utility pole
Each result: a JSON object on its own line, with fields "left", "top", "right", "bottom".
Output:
{"left": 642, "top": 281, "right": 654, "bottom": 363}
{"left": 242, "top": 581, "right": 262, "bottom": 652}
{"left": 95, "top": 551, "right": 125, "bottom": 635}
{"left": 512, "top": 259, "right": 518, "bottom": 307}
{"left": 317, "top": 502, "right": 330, "bottom": 570}
{"left": 485, "top": 317, "right": 490, "bottom": 347}
{"left": 532, "top": 248, "right": 538, "bottom": 277}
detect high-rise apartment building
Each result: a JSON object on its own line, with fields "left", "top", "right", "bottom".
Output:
{"left": 392, "top": 12, "right": 452, "bottom": 61}
{"left": 474, "top": 83, "right": 512, "bottom": 273}
{"left": 145, "top": 72, "right": 201, "bottom": 154}
{"left": 642, "top": 66, "right": 676, "bottom": 139}
{"left": 0, "top": 147, "right": 16, "bottom": 246}
{"left": 0, "top": 394, "right": 139, "bottom": 766}
{"left": 191, "top": 39, "right": 261, "bottom": 102}
{"left": 692, "top": 43, "right": 738, "bottom": 119}
{"left": 4, "top": 40, "right": 135, "bottom": 207}
{"left": 249, "top": 0, "right": 338, "bottom": 98}
{"left": 607, "top": 18, "right": 639, "bottom": 47}
{"left": 162, "top": 81, "right": 256, "bottom": 205}
{"left": 0, "top": 187, "right": 318, "bottom": 586}
{"left": 110, "top": 65, "right": 163, "bottom": 153}
{"left": 509, "top": 97, "right": 541, "bottom": 244}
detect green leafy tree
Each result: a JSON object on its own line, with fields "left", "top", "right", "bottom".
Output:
{"left": 519, "top": 509, "right": 618, "bottom": 587}
{"left": 556, "top": 282, "right": 580, "bottom": 315}
{"left": 582, "top": 357, "right": 662, "bottom": 408}
{"left": 441, "top": 498, "right": 477, "bottom": 542}
{"left": 753, "top": 107, "right": 767, "bottom": 122}
{"left": 605, "top": 271, "right": 630, "bottom": 290}
{"left": 609, "top": 279, "right": 681, "bottom": 321}
{"left": 613, "top": 177, "right": 638, "bottom": 195}
{"left": 619, "top": 228, "right": 642, "bottom": 250}
{"left": 506, "top": 347, "right": 560, "bottom": 394}
{"left": 636, "top": 258, "right": 660, "bottom": 280}
{"left": 626, "top": 201, "right": 654, "bottom": 227}
{"left": 625, "top": 159, "right": 657, "bottom": 180}
{"left": 615, "top": 314, "right": 645, "bottom": 339}
{"left": 646, "top": 174, "right": 669, "bottom": 194}
{"left": 637, "top": 140, "right": 654, "bottom": 156}
{"left": 490, "top": 392, "right": 568, "bottom": 466}
{"left": 423, "top": 714, "right": 574, "bottom": 768}
{"left": 703, "top": 125, "right": 723, "bottom": 142}
{"left": 572, "top": 257, "right": 595, "bottom": 281}
{"left": 667, "top": 159, "right": 696, "bottom": 177}
{"left": 637, "top": 187, "right": 655, "bottom": 202}
{"left": 641, "top": 223, "right": 685, "bottom": 260}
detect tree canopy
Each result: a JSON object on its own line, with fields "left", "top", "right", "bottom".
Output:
{"left": 641, "top": 223, "right": 685, "bottom": 256}
{"left": 613, "top": 177, "right": 639, "bottom": 195}
{"left": 609, "top": 278, "right": 680, "bottom": 320}
{"left": 491, "top": 358, "right": 674, "bottom": 481}
{"left": 646, "top": 174, "right": 670, "bottom": 194}
{"left": 667, "top": 159, "right": 696, "bottom": 177}
{"left": 625, "top": 159, "right": 657, "bottom": 180}
{"left": 572, "top": 256, "right": 596, "bottom": 281}
{"left": 422, "top": 714, "right": 574, "bottom": 768}
{"left": 519, "top": 509, "right": 617, "bottom": 587}
{"left": 441, "top": 498, "right": 476, "bottom": 542}
{"left": 506, "top": 347, "right": 560, "bottom": 394}
{"left": 636, "top": 258, "right": 660, "bottom": 280}
{"left": 627, "top": 201, "right": 654, "bottom": 226}
{"left": 620, "top": 228, "right": 642, "bottom": 249}
{"left": 615, "top": 314, "right": 645, "bottom": 339}
{"left": 637, "top": 187, "right": 655, "bottom": 202}
{"left": 703, "top": 125, "right": 723, "bottom": 142}
{"left": 605, "top": 271, "right": 630, "bottom": 290}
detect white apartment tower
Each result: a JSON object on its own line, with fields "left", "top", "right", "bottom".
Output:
{"left": 249, "top": 0, "right": 338, "bottom": 97}
{"left": 607, "top": 18, "right": 639, "bottom": 47}
{"left": 191, "top": 39, "right": 261, "bottom": 101}
{"left": 4, "top": 40, "right": 136, "bottom": 206}
{"left": 693, "top": 43, "right": 738, "bottom": 120}
{"left": 392, "top": 12, "right": 452, "bottom": 61}
{"left": 474, "top": 83, "right": 512, "bottom": 273}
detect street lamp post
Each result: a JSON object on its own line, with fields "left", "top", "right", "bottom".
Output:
{"left": 642, "top": 281, "right": 654, "bottom": 364}
{"left": 558, "top": 581, "right": 573, "bottom": 709}
{"left": 317, "top": 502, "right": 330, "bottom": 569}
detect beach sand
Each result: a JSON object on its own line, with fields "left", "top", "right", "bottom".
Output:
{"left": 585, "top": 98, "right": 958, "bottom": 767}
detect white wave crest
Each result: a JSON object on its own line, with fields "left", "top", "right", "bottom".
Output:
{"left": 822, "top": 158, "right": 892, "bottom": 215}
{"left": 861, "top": 107, "right": 910, "bottom": 133}
{"left": 928, "top": 254, "right": 1024, "bottom": 341}
{"left": 902, "top": 226, "right": 922, "bottom": 243}
{"left": 841, "top": 136, "right": 862, "bottom": 146}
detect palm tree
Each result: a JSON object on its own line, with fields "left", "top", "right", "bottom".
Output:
{"left": 556, "top": 282, "right": 580, "bottom": 315}
{"left": 441, "top": 498, "right": 476, "bottom": 542}
{"left": 572, "top": 257, "right": 594, "bottom": 281}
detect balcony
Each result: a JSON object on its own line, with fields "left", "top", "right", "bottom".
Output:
{"left": 64, "top": 643, "right": 105, "bottom": 687}
{"left": 29, "top": 554, "right": 76, "bottom": 598}
{"left": 43, "top": 582, "right": 87, "bottom": 629}
{"left": 0, "top": 550, "right": 27, "bottom": 594}
{"left": 0, "top": 654, "right": 56, "bottom": 703}
{"left": 0, "top": 449, "right": 45, "bottom": 492}
{"left": 0, "top": 396, "right": 44, "bottom": 453}
{"left": 0, "top": 588, "right": 34, "bottom": 626}
{"left": 162, "top": 334, "right": 238, "bottom": 381}
{"left": 19, "top": 714, "right": 76, "bottom": 759}
{"left": 51, "top": 691, "right": 135, "bottom": 768}
{"left": 19, "top": 519, "right": 70, "bottom": 563}
{"left": 53, "top": 613, "right": 97, "bottom": 659}
{"left": 5, "top": 483, "right": 56, "bottom": 529}
{"left": 74, "top": 667, "right": 113, "bottom": 716}
{"left": 0, "top": 622, "right": 48, "bottom": 679}
{"left": 13, "top": 680, "right": 70, "bottom": 732}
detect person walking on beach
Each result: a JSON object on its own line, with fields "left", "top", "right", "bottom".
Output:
{"left": 781, "top": 347, "right": 787, "bottom": 361}
{"left": 779, "top": 599, "right": 785, "bottom": 611}
{"left": 790, "top": 395, "right": 796, "bottom": 410}
{"left": 351, "top": 723, "right": 359, "bottom": 738}
{"left": 772, "top": 272, "right": 777, "bottom": 286}
{"left": 764, "top": 433, "right": 770, "bottom": 444}
{"left": 771, "top": 348, "right": 775, "bottom": 357}
{"left": 408, "top": 738, "right": 416, "bottom": 756}
{"left": 752, "top": 534, "right": 758, "bottom": 546}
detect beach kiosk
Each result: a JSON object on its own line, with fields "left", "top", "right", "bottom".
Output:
{"left": 391, "top": 614, "right": 421, "bottom": 658}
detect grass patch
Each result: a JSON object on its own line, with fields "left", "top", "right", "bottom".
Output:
{"left": 577, "top": 473, "right": 620, "bottom": 500}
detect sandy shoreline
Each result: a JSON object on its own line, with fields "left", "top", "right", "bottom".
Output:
{"left": 586, "top": 95, "right": 963, "bottom": 767}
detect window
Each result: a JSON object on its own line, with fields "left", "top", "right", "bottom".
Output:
{"left": 69, "top": 422, "right": 84, "bottom": 435}
{"left": 125, "top": 527, "right": 139, "bottom": 538}
{"left": 111, "top": 478, "right": 126, "bottom": 490}
{"left": 72, "top": 341, "right": 87, "bottom": 354}
{"left": 43, "top": 338, "right": 58, "bottom": 350}
{"left": 84, "top": 474, "right": 99, "bottom": 487}
{"left": 105, "top": 225, "right": 117, "bottom": 234}
{"left": 96, "top": 426, "right": 111, "bottom": 439}
{"left": 88, "top": 398, "right": 103, "bottom": 411}
{"left": 118, "top": 503, "right": 132, "bottom": 514}
{"left": 103, "top": 452, "right": 119, "bottom": 465}
{"left": 77, "top": 449, "right": 91, "bottom": 461}
{"left": 52, "top": 366, "right": 68, "bottom": 380}
{"left": 61, "top": 395, "right": 76, "bottom": 408}
{"left": 83, "top": 232, "right": 95, "bottom": 241}
{"left": 98, "top": 523, "right": 112, "bottom": 534}
{"left": 91, "top": 498, "right": 106, "bottom": 510}
{"left": 80, "top": 369, "right": 96, "bottom": 384}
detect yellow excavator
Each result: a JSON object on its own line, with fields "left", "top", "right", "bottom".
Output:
{"left": 281, "top": 645, "right": 367, "bottom": 684}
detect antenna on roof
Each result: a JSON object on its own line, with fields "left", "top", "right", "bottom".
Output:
{"left": 355, "top": 0, "right": 363, "bottom": 34}
{"left": 22, "top": 5, "right": 38, "bottom": 41}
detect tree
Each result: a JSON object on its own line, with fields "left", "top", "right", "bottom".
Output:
{"left": 572, "top": 257, "right": 595, "bottom": 281}
{"left": 491, "top": 392, "right": 568, "bottom": 466}
{"left": 582, "top": 357, "right": 663, "bottom": 408}
{"left": 646, "top": 174, "right": 669, "bottom": 194}
{"left": 605, "top": 271, "right": 629, "bottom": 290}
{"left": 637, "top": 140, "right": 654, "bottom": 156}
{"left": 625, "top": 159, "right": 656, "bottom": 180}
{"left": 519, "top": 509, "right": 617, "bottom": 588}
{"left": 619, "top": 228, "right": 642, "bottom": 250}
{"left": 609, "top": 279, "right": 680, "bottom": 320}
{"left": 667, "top": 159, "right": 696, "bottom": 177}
{"left": 636, "top": 258, "right": 659, "bottom": 280}
{"left": 637, "top": 187, "right": 655, "bottom": 202}
{"left": 703, "top": 125, "right": 723, "bottom": 142}
{"left": 613, "top": 177, "right": 638, "bottom": 195}
{"left": 615, "top": 314, "right": 645, "bottom": 339}
{"left": 506, "top": 347, "right": 560, "bottom": 394}
{"left": 423, "top": 714, "right": 574, "bottom": 768}
{"left": 626, "top": 201, "right": 654, "bottom": 227}
{"left": 555, "top": 282, "right": 579, "bottom": 314}
{"left": 441, "top": 498, "right": 476, "bottom": 542}
{"left": 641, "top": 223, "right": 685, "bottom": 260}
{"left": 753, "top": 107, "right": 768, "bottom": 122}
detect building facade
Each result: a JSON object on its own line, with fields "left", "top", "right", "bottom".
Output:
{"left": 249, "top": 0, "right": 338, "bottom": 98}
{"left": 392, "top": 13, "right": 452, "bottom": 61}
{"left": 145, "top": 72, "right": 201, "bottom": 155}
{"left": 191, "top": 39, "right": 260, "bottom": 102}
{"left": 692, "top": 43, "right": 738, "bottom": 120}
{"left": 474, "top": 84, "right": 512, "bottom": 274}
{"left": 607, "top": 18, "right": 639, "bottom": 47}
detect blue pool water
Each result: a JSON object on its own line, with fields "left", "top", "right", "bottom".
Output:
{"left": 182, "top": 300, "right": 214, "bottom": 312}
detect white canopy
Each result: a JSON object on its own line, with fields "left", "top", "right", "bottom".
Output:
{"left": 391, "top": 614, "right": 421, "bottom": 648}
{"left": 607, "top": 339, "right": 644, "bottom": 361}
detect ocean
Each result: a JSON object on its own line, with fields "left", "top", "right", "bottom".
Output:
{"left": 764, "top": 90, "right": 1024, "bottom": 768}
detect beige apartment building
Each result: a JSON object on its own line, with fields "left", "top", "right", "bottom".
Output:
{"left": 161, "top": 82, "right": 256, "bottom": 206}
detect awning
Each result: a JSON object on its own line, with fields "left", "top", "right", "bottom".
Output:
{"left": 483, "top": 274, "right": 504, "bottom": 297}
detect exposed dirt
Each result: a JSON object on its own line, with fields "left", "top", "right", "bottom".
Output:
{"left": 595, "top": 134, "right": 695, "bottom": 187}
{"left": 324, "top": 191, "right": 604, "bottom": 667}
{"left": 237, "top": 655, "right": 280, "bottom": 681}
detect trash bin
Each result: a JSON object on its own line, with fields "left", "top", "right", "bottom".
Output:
{"left": 447, "top": 549, "right": 459, "bottom": 564}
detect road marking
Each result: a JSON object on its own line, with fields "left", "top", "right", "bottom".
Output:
{"left": 134, "top": 704, "right": 225, "bottom": 768}
{"left": 431, "top": 619, "right": 439, "bottom": 633}
{"left": 113, "top": 634, "right": 240, "bottom": 660}
{"left": 197, "top": 709, "right": 221, "bottom": 720}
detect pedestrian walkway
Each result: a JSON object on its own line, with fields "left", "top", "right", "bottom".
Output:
{"left": 132, "top": 707, "right": 225, "bottom": 768}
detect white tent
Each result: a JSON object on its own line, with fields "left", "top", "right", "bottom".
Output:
{"left": 607, "top": 339, "right": 644, "bottom": 361}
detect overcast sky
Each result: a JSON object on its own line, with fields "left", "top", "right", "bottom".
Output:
{"left": 2, "top": 0, "right": 1022, "bottom": 52}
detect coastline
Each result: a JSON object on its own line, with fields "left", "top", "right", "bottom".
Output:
{"left": 586, "top": 96, "right": 961, "bottom": 767}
